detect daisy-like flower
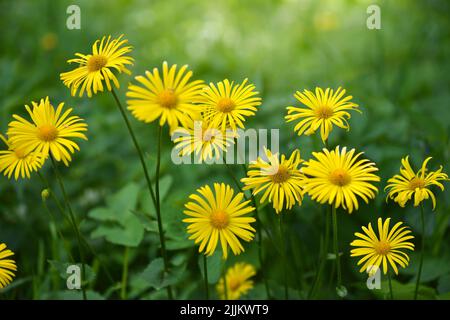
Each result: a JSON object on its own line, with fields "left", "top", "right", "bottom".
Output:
{"left": 385, "top": 156, "right": 449, "bottom": 210}
{"left": 7, "top": 97, "right": 88, "bottom": 166}
{"left": 285, "top": 87, "right": 360, "bottom": 142}
{"left": 302, "top": 146, "right": 380, "bottom": 213}
{"left": 183, "top": 183, "right": 256, "bottom": 259}
{"left": 0, "top": 134, "right": 45, "bottom": 180}
{"left": 172, "top": 117, "right": 236, "bottom": 162}
{"left": 201, "top": 79, "right": 262, "bottom": 131}
{"left": 216, "top": 262, "right": 256, "bottom": 300}
{"left": 127, "top": 61, "right": 205, "bottom": 132}
{"left": 60, "top": 34, "right": 134, "bottom": 97}
{"left": 350, "top": 218, "right": 414, "bottom": 275}
{"left": 0, "top": 243, "right": 17, "bottom": 289}
{"left": 241, "top": 148, "right": 305, "bottom": 214}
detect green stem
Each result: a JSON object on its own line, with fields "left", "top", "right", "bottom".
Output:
{"left": 121, "top": 246, "right": 130, "bottom": 300}
{"left": 203, "top": 255, "right": 209, "bottom": 300}
{"left": 223, "top": 269, "right": 229, "bottom": 300}
{"left": 414, "top": 203, "right": 425, "bottom": 300}
{"left": 279, "top": 215, "right": 289, "bottom": 299}
{"left": 388, "top": 272, "right": 394, "bottom": 300}
{"left": 332, "top": 205, "right": 342, "bottom": 289}
{"left": 49, "top": 157, "right": 87, "bottom": 300}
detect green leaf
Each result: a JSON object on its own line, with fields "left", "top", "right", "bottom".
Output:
{"left": 198, "top": 250, "right": 222, "bottom": 285}
{"left": 90, "top": 214, "right": 144, "bottom": 247}
{"left": 139, "top": 175, "right": 173, "bottom": 216}
{"left": 139, "top": 258, "right": 177, "bottom": 290}
{"left": 373, "top": 279, "right": 437, "bottom": 300}
{"left": 106, "top": 183, "right": 140, "bottom": 224}
{"left": 47, "top": 260, "right": 96, "bottom": 283}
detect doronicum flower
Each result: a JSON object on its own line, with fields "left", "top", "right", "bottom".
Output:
{"left": 60, "top": 35, "right": 133, "bottom": 97}
{"left": 183, "top": 183, "right": 256, "bottom": 259}
{"left": 302, "top": 146, "right": 380, "bottom": 213}
{"left": 127, "top": 61, "right": 205, "bottom": 132}
{"left": 0, "top": 134, "right": 45, "bottom": 180}
{"left": 216, "top": 262, "right": 256, "bottom": 300}
{"left": 172, "top": 117, "right": 236, "bottom": 162}
{"left": 350, "top": 218, "right": 414, "bottom": 275}
{"left": 285, "top": 87, "right": 360, "bottom": 142}
{"left": 0, "top": 243, "right": 17, "bottom": 289}
{"left": 385, "top": 156, "right": 449, "bottom": 210}
{"left": 201, "top": 79, "right": 262, "bottom": 131}
{"left": 241, "top": 148, "right": 305, "bottom": 214}
{"left": 7, "top": 97, "right": 88, "bottom": 166}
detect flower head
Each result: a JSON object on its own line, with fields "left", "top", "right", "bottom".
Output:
{"left": 7, "top": 97, "right": 88, "bottom": 166}
{"left": 0, "top": 134, "right": 45, "bottom": 180}
{"left": 241, "top": 148, "right": 305, "bottom": 214}
{"left": 0, "top": 243, "right": 17, "bottom": 289}
{"left": 385, "top": 156, "right": 449, "bottom": 210}
{"left": 201, "top": 79, "right": 261, "bottom": 131}
{"left": 350, "top": 218, "right": 414, "bottom": 275}
{"left": 183, "top": 183, "right": 256, "bottom": 259}
{"left": 285, "top": 87, "right": 360, "bottom": 142}
{"left": 302, "top": 146, "right": 380, "bottom": 213}
{"left": 216, "top": 262, "right": 256, "bottom": 300}
{"left": 61, "top": 35, "right": 133, "bottom": 97}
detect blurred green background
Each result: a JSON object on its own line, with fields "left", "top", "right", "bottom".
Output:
{"left": 0, "top": 0, "right": 449, "bottom": 299}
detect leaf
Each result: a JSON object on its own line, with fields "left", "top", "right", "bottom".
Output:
{"left": 372, "top": 279, "right": 436, "bottom": 300}
{"left": 139, "top": 175, "right": 173, "bottom": 216}
{"left": 198, "top": 250, "right": 222, "bottom": 285}
{"left": 106, "top": 183, "right": 140, "bottom": 224}
{"left": 139, "top": 258, "right": 178, "bottom": 290}
{"left": 47, "top": 260, "right": 96, "bottom": 283}
{"left": 90, "top": 214, "right": 144, "bottom": 247}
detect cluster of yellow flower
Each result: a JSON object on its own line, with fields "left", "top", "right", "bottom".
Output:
{"left": 0, "top": 34, "right": 448, "bottom": 300}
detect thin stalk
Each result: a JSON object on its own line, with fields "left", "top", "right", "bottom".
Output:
{"left": 223, "top": 269, "right": 229, "bottom": 300}
{"left": 120, "top": 246, "right": 130, "bottom": 300}
{"left": 50, "top": 157, "right": 87, "bottom": 300}
{"left": 414, "top": 203, "right": 426, "bottom": 300}
{"left": 388, "top": 272, "right": 394, "bottom": 300}
{"left": 279, "top": 215, "right": 289, "bottom": 299}
{"left": 203, "top": 255, "right": 209, "bottom": 300}
{"left": 331, "top": 205, "right": 342, "bottom": 289}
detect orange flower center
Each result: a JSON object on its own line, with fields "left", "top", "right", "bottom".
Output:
{"left": 14, "top": 148, "right": 27, "bottom": 159}
{"left": 158, "top": 89, "right": 178, "bottom": 109}
{"left": 37, "top": 124, "right": 58, "bottom": 141}
{"left": 375, "top": 240, "right": 391, "bottom": 255}
{"left": 87, "top": 55, "right": 108, "bottom": 72}
{"left": 228, "top": 278, "right": 241, "bottom": 291}
{"left": 329, "top": 168, "right": 351, "bottom": 186}
{"left": 271, "top": 166, "right": 290, "bottom": 183}
{"left": 210, "top": 210, "right": 229, "bottom": 229}
{"left": 409, "top": 177, "right": 425, "bottom": 190}
{"left": 315, "top": 105, "right": 334, "bottom": 119}
{"left": 217, "top": 98, "right": 235, "bottom": 113}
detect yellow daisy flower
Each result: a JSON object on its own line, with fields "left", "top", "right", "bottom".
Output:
{"left": 183, "top": 183, "right": 256, "bottom": 259}
{"left": 285, "top": 87, "right": 360, "bottom": 142}
{"left": 385, "top": 156, "right": 449, "bottom": 210}
{"left": 241, "top": 148, "right": 305, "bottom": 214}
{"left": 350, "top": 218, "right": 414, "bottom": 275}
{"left": 7, "top": 97, "right": 88, "bottom": 166}
{"left": 0, "top": 243, "right": 17, "bottom": 289}
{"left": 172, "top": 117, "right": 236, "bottom": 162}
{"left": 302, "top": 146, "right": 380, "bottom": 213}
{"left": 0, "top": 134, "right": 45, "bottom": 180}
{"left": 127, "top": 61, "right": 205, "bottom": 132}
{"left": 201, "top": 79, "right": 262, "bottom": 131}
{"left": 60, "top": 34, "right": 134, "bottom": 97}
{"left": 216, "top": 262, "right": 256, "bottom": 300}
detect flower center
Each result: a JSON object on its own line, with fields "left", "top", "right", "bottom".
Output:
{"left": 228, "top": 278, "right": 241, "bottom": 291}
{"left": 210, "top": 210, "right": 229, "bottom": 229}
{"left": 158, "top": 89, "right": 178, "bottom": 109}
{"left": 329, "top": 168, "right": 351, "bottom": 186}
{"left": 217, "top": 98, "right": 235, "bottom": 113}
{"left": 37, "top": 124, "right": 58, "bottom": 141}
{"left": 375, "top": 240, "right": 391, "bottom": 255}
{"left": 87, "top": 55, "right": 108, "bottom": 72}
{"left": 315, "top": 105, "right": 334, "bottom": 119}
{"left": 14, "top": 148, "right": 27, "bottom": 159}
{"left": 270, "top": 166, "right": 290, "bottom": 183}
{"left": 409, "top": 177, "right": 425, "bottom": 190}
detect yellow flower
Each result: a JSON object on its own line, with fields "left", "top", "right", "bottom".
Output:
{"left": 216, "top": 262, "right": 256, "bottom": 300}
{"left": 201, "top": 79, "right": 262, "bottom": 131}
{"left": 61, "top": 34, "right": 133, "bottom": 97}
{"left": 0, "top": 134, "right": 45, "bottom": 180}
{"left": 127, "top": 61, "right": 205, "bottom": 132}
{"left": 302, "top": 146, "right": 380, "bottom": 213}
{"left": 0, "top": 243, "right": 17, "bottom": 289}
{"left": 285, "top": 87, "right": 360, "bottom": 142}
{"left": 172, "top": 117, "right": 236, "bottom": 162}
{"left": 183, "top": 183, "right": 256, "bottom": 259}
{"left": 350, "top": 218, "right": 414, "bottom": 275}
{"left": 7, "top": 97, "right": 88, "bottom": 166}
{"left": 385, "top": 156, "right": 449, "bottom": 209}
{"left": 241, "top": 148, "right": 305, "bottom": 214}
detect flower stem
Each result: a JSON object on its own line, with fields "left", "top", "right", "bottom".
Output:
{"left": 331, "top": 205, "right": 342, "bottom": 290}
{"left": 414, "top": 203, "right": 426, "bottom": 300}
{"left": 388, "top": 272, "right": 394, "bottom": 300}
{"left": 203, "top": 255, "right": 209, "bottom": 300}
{"left": 110, "top": 89, "right": 172, "bottom": 299}
{"left": 120, "top": 246, "right": 130, "bottom": 300}
{"left": 49, "top": 157, "right": 87, "bottom": 300}
{"left": 279, "top": 214, "right": 289, "bottom": 299}
{"left": 223, "top": 268, "right": 229, "bottom": 300}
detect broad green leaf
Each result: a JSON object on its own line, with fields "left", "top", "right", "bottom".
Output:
{"left": 198, "top": 250, "right": 222, "bottom": 285}
{"left": 90, "top": 214, "right": 144, "bottom": 247}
